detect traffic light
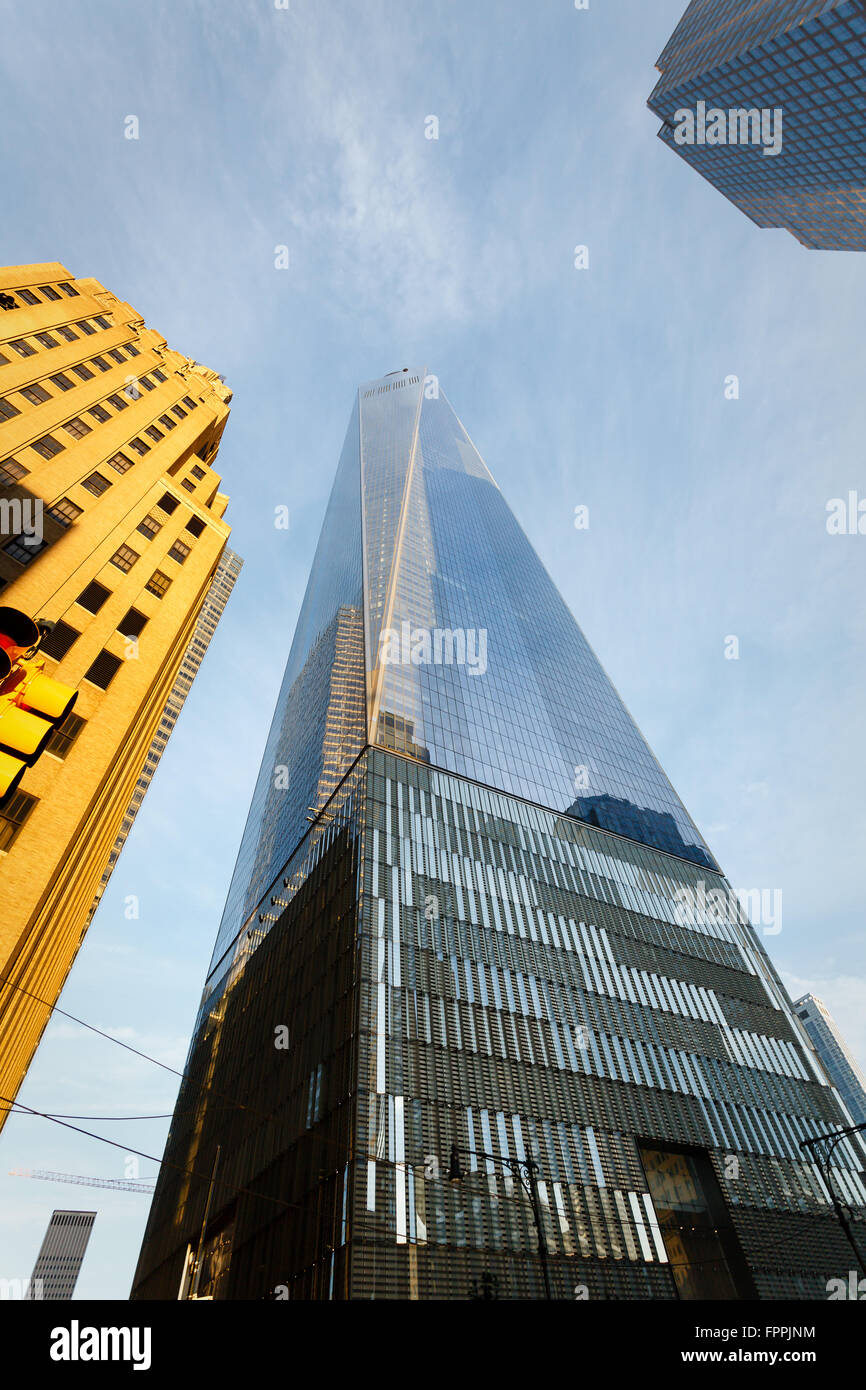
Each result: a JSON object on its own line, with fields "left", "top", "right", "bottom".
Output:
{"left": 0, "top": 607, "right": 78, "bottom": 799}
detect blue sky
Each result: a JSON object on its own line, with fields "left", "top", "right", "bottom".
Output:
{"left": 1, "top": 0, "right": 864, "bottom": 1299}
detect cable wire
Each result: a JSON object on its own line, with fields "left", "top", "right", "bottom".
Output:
{"left": 2, "top": 1095, "right": 300, "bottom": 1214}
{"left": 0, "top": 970, "right": 266, "bottom": 1119}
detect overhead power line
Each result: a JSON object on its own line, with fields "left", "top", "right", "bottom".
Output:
{"left": 2, "top": 1096, "right": 298, "bottom": 1214}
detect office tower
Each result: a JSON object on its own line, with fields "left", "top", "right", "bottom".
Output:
{"left": 794, "top": 994, "right": 866, "bottom": 1128}
{"left": 27, "top": 1210, "right": 96, "bottom": 1300}
{"left": 0, "top": 262, "right": 233, "bottom": 1130}
{"left": 86, "top": 548, "right": 243, "bottom": 925}
{"left": 133, "top": 369, "right": 864, "bottom": 1302}
{"left": 648, "top": 0, "right": 866, "bottom": 251}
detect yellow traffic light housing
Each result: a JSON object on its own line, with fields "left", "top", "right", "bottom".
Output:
{"left": 0, "top": 608, "right": 78, "bottom": 800}
{"left": 0, "top": 749, "right": 25, "bottom": 800}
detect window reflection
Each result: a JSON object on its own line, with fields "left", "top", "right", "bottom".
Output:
{"left": 639, "top": 1144, "right": 755, "bottom": 1300}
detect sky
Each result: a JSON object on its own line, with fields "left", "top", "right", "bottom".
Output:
{"left": 0, "top": 0, "right": 864, "bottom": 1300}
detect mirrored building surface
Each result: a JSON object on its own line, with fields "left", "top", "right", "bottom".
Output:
{"left": 207, "top": 371, "right": 716, "bottom": 1004}
{"left": 794, "top": 993, "right": 866, "bottom": 1129}
{"left": 648, "top": 0, "right": 866, "bottom": 251}
{"left": 132, "top": 371, "right": 866, "bottom": 1301}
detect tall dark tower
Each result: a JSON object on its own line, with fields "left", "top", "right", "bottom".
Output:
{"left": 132, "top": 370, "right": 865, "bottom": 1301}
{"left": 648, "top": 0, "right": 866, "bottom": 251}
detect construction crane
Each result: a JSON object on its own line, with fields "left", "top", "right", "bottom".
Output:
{"left": 8, "top": 1167, "right": 155, "bottom": 1194}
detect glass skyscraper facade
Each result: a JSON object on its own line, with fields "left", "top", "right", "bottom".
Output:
{"left": 794, "top": 993, "right": 866, "bottom": 1128}
{"left": 648, "top": 0, "right": 866, "bottom": 251}
{"left": 132, "top": 370, "right": 866, "bottom": 1301}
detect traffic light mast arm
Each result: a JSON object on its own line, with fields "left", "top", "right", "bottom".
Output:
{"left": 449, "top": 1142, "right": 538, "bottom": 1182}
{"left": 800, "top": 1121, "right": 866, "bottom": 1277}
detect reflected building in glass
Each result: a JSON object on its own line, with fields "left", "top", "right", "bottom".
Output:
{"left": 648, "top": 0, "right": 866, "bottom": 251}
{"left": 132, "top": 369, "right": 866, "bottom": 1301}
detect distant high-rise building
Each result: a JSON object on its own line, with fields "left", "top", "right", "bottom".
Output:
{"left": 86, "top": 547, "right": 243, "bottom": 924}
{"left": 27, "top": 1210, "right": 96, "bottom": 1300}
{"left": 648, "top": 0, "right": 866, "bottom": 251}
{"left": 133, "top": 369, "right": 864, "bottom": 1302}
{"left": 794, "top": 994, "right": 866, "bottom": 1128}
{"left": 0, "top": 262, "right": 234, "bottom": 1131}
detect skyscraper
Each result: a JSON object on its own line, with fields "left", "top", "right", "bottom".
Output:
{"left": 85, "top": 548, "right": 243, "bottom": 926}
{"left": 794, "top": 994, "right": 866, "bottom": 1128}
{"left": 133, "top": 370, "right": 865, "bottom": 1301}
{"left": 648, "top": 0, "right": 866, "bottom": 251}
{"left": 0, "top": 262, "right": 233, "bottom": 1130}
{"left": 27, "top": 1210, "right": 96, "bottom": 1300}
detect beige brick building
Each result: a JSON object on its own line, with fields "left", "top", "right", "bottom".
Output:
{"left": 0, "top": 262, "right": 233, "bottom": 1127}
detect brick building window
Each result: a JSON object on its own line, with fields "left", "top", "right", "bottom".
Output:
{"left": 84, "top": 650, "right": 123, "bottom": 689}
{"left": 109, "top": 544, "right": 139, "bottom": 573}
{"left": 0, "top": 790, "right": 38, "bottom": 851}
{"left": 40, "top": 621, "right": 80, "bottom": 661}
